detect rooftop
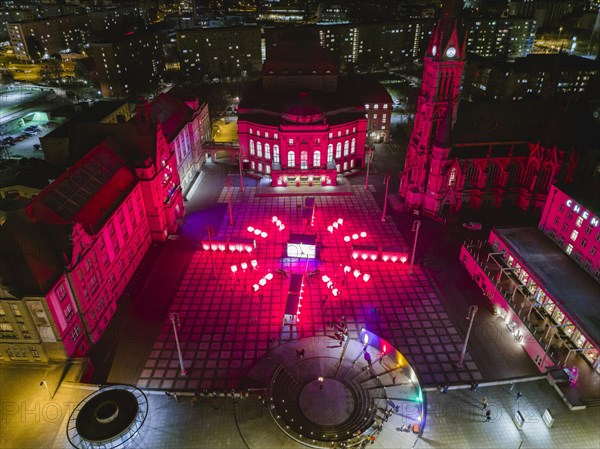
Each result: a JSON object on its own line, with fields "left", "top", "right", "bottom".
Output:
{"left": 493, "top": 227, "right": 600, "bottom": 346}
{"left": 557, "top": 178, "right": 600, "bottom": 218}
{"left": 44, "top": 101, "right": 128, "bottom": 139}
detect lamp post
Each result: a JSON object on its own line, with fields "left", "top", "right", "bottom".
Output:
{"left": 226, "top": 177, "right": 234, "bottom": 225}
{"left": 457, "top": 306, "right": 478, "bottom": 368}
{"left": 364, "top": 146, "right": 374, "bottom": 190}
{"left": 381, "top": 174, "right": 390, "bottom": 222}
{"left": 206, "top": 225, "right": 217, "bottom": 279}
{"left": 40, "top": 380, "right": 53, "bottom": 399}
{"left": 169, "top": 313, "right": 187, "bottom": 376}
{"left": 409, "top": 219, "right": 421, "bottom": 275}
{"left": 238, "top": 151, "right": 244, "bottom": 192}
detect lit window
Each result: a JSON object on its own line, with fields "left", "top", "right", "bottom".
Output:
{"left": 570, "top": 230, "right": 579, "bottom": 241}
{"left": 288, "top": 138, "right": 294, "bottom": 145}
{"left": 576, "top": 216, "right": 584, "bottom": 227}
{"left": 566, "top": 244, "right": 573, "bottom": 255}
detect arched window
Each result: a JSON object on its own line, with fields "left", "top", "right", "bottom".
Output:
{"left": 448, "top": 167, "right": 457, "bottom": 187}
{"left": 343, "top": 141, "right": 349, "bottom": 156}
{"left": 336, "top": 142, "right": 342, "bottom": 158}
{"left": 288, "top": 151, "right": 295, "bottom": 167}
{"left": 464, "top": 164, "right": 481, "bottom": 188}
{"left": 535, "top": 165, "right": 554, "bottom": 192}
{"left": 265, "top": 143, "right": 271, "bottom": 160}
{"left": 257, "top": 141, "right": 262, "bottom": 158}
{"left": 313, "top": 150, "right": 321, "bottom": 168}
{"left": 249, "top": 140, "right": 255, "bottom": 156}
{"left": 486, "top": 163, "right": 502, "bottom": 187}
{"left": 301, "top": 151, "right": 308, "bottom": 169}
{"left": 351, "top": 138, "right": 356, "bottom": 154}
{"left": 273, "top": 145, "right": 280, "bottom": 164}
{"left": 506, "top": 163, "right": 521, "bottom": 186}
{"left": 327, "top": 144, "right": 334, "bottom": 163}
{"left": 524, "top": 162, "right": 537, "bottom": 189}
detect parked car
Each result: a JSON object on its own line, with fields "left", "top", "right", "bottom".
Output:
{"left": 463, "top": 222, "right": 482, "bottom": 231}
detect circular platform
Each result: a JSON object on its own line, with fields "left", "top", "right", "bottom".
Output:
{"left": 241, "top": 332, "right": 425, "bottom": 448}
{"left": 67, "top": 385, "right": 148, "bottom": 449}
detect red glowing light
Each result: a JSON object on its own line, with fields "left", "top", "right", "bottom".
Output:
{"left": 328, "top": 226, "right": 334, "bottom": 233}
{"left": 332, "top": 288, "right": 339, "bottom": 296}
{"left": 344, "top": 266, "right": 351, "bottom": 274}
{"left": 382, "top": 255, "right": 389, "bottom": 262}
{"left": 352, "top": 252, "right": 359, "bottom": 259}
{"left": 231, "top": 265, "right": 238, "bottom": 273}
{"left": 261, "top": 231, "right": 268, "bottom": 238}
{"left": 400, "top": 256, "right": 407, "bottom": 263}
{"left": 360, "top": 231, "right": 367, "bottom": 238}
{"left": 265, "top": 272, "right": 274, "bottom": 281}
{"left": 361, "top": 253, "right": 368, "bottom": 260}
{"left": 247, "top": 226, "right": 254, "bottom": 232}
{"left": 353, "top": 269, "right": 361, "bottom": 278}
{"left": 252, "top": 284, "right": 259, "bottom": 291}
{"left": 391, "top": 256, "right": 398, "bottom": 263}
{"left": 363, "top": 273, "right": 371, "bottom": 282}
{"left": 337, "top": 218, "right": 344, "bottom": 224}
{"left": 352, "top": 234, "right": 359, "bottom": 240}
{"left": 322, "top": 275, "right": 330, "bottom": 283}
{"left": 259, "top": 278, "right": 267, "bottom": 286}
{"left": 253, "top": 229, "right": 261, "bottom": 235}
{"left": 344, "top": 236, "right": 351, "bottom": 242}
{"left": 241, "top": 262, "right": 248, "bottom": 270}
{"left": 370, "top": 254, "right": 377, "bottom": 261}
{"left": 272, "top": 216, "right": 278, "bottom": 223}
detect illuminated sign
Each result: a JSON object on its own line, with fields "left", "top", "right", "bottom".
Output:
{"left": 566, "top": 199, "right": 599, "bottom": 227}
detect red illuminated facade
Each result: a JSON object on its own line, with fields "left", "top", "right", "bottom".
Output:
{"left": 238, "top": 32, "right": 390, "bottom": 187}
{"left": 399, "top": 1, "right": 586, "bottom": 217}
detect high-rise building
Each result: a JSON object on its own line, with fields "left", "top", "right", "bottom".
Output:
{"left": 465, "top": 17, "right": 537, "bottom": 59}
{"left": 89, "top": 29, "right": 166, "bottom": 98}
{"left": 464, "top": 53, "right": 600, "bottom": 101}
{"left": 176, "top": 26, "right": 262, "bottom": 78}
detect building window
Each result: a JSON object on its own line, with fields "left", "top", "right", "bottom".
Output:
{"left": 300, "top": 151, "right": 308, "bottom": 170}
{"left": 581, "top": 239, "right": 587, "bottom": 248}
{"left": 273, "top": 145, "right": 280, "bottom": 164}
{"left": 343, "top": 141, "right": 349, "bottom": 156}
{"left": 562, "top": 224, "right": 568, "bottom": 232}
{"left": 570, "top": 230, "right": 578, "bottom": 241}
{"left": 266, "top": 165, "right": 271, "bottom": 174}
{"left": 558, "top": 205, "right": 564, "bottom": 213}
{"left": 576, "top": 216, "right": 584, "bottom": 227}
{"left": 336, "top": 143, "right": 342, "bottom": 159}
{"left": 566, "top": 244, "right": 573, "bottom": 255}
{"left": 64, "top": 304, "right": 73, "bottom": 322}
{"left": 71, "top": 325, "right": 82, "bottom": 343}
{"left": 553, "top": 217, "right": 560, "bottom": 225}
{"left": 265, "top": 143, "right": 271, "bottom": 159}
{"left": 249, "top": 140, "right": 255, "bottom": 155}
{"left": 351, "top": 138, "right": 356, "bottom": 154}
{"left": 288, "top": 138, "right": 294, "bottom": 146}
{"left": 258, "top": 162, "right": 263, "bottom": 173}
{"left": 327, "top": 144, "right": 334, "bottom": 163}
{"left": 55, "top": 284, "right": 67, "bottom": 301}
{"left": 591, "top": 247, "right": 597, "bottom": 256}
{"left": 313, "top": 150, "right": 321, "bottom": 168}
{"left": 251, "top": 161, "right": 255, "bottom": 170}
{"left": 287, "top": 151, "right": 295, "bottom": 167}
{"left": 10, "top": 304, "right": 21, "bottom": 317}
{"left": 257, "top": 142, "right": 262, "bottom": 158}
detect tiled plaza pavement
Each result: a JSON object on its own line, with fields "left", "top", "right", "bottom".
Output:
{"left": 137, "top": 186, "right": 483, "bottom": 391}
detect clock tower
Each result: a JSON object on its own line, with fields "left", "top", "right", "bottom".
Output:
{"left": 399, "top": 0, "right": 466, "bottom": 215}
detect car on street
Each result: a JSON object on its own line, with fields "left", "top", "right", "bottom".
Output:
{"left": 463, "top": 221, "right": 482, "bottom": 231}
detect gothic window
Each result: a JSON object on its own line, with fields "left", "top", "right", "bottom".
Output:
{"left": 524, "top": 162, "right": 537, "bottom": 188}
{"left": 257, "top": 141, "right": 262, "bottom": 158}
{"left": 336, "top": 142, "right": 342, "bottom": 158}
{"left": 464, "top": 164, "right": 481, "bottom": 188}
{"left": 249, "top": 140, "right": 255, "bottom": 155}
{"left": 327, "top": 144, "right": 334, "bottom": 162}
{"left": 506, "top": 163, "right": 522, "bottom": 186}
{"left": 351, "top": 138, "right": 356, "bottom": 154}
{"left": 448, "top": 167, "right": 457, "bottom": 187}
{"left": 273, "top": 145, "right": 280, "bottom": 164}
{"left": 344, "top": 141, "right": 349, "bottom": 156}
{"left": 535, "top": 165, "right": 553, "bottom": 192}
{"left": 313, "top": 150, "right": 321, "bottom": 168}
{"left": 288, "top": 151, "right": 295, "bottom": 167}
{"left": 301, "top": 151, "right": 308, "bottom": 169}
{"left": 486, "top": 163, "right": 502, "bottom": 187}
{"left": 265, "top": 143, "right": 271, "bottom": 160}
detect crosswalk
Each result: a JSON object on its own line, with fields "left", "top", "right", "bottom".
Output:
{"left": 387, "top": 138, "right": 404, "bottom": 155}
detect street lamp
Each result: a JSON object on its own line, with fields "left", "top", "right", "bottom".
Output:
{"left": 169, "top": 313, "right": 187, "bottom": 376}
{"left": 364, "top": 146, "right": 374, "bottom": 190}
{"left": 381, "top": 174, "right": 391, "bottom": 222}
{"left": 408, "top": 219, "right": 421, "bottom": 275}
{"left": 40, "top": 380, "right": 53, "bottom": 399}
{"left": 457, "top": 306, "right": 478, "bottom": 368}
{"left": 238, "top": 151, "right": 244, "bottom": 192}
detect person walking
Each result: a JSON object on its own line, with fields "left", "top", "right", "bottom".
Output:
{"left": 485, "top": 409, "right": 491, "bottom": 422}
{"left": 482, "top": 396, "right": 488, "bottom": 410}
{"left": 516, "top": 392, "right": 523, "bottom": 403}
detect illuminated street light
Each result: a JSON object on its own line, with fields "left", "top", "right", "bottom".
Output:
{"left": 169, "top": 313, "right": 187, "bottom": 376}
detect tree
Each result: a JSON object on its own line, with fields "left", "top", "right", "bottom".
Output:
{"left": 39, "top": 59, "right": 62, "bottom": 84}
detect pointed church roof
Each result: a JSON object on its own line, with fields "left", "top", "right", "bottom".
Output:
{"left": 428, "top": 0, "right": 466, "bottom": 60}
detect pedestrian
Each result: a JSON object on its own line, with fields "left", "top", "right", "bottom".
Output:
{"left": 392, "top": 376, "right": 396, "bottom": 385}
{"left": 516, "top": 392, "right": 522, "bottom": 403}
{"left": 485, "top": 409, "right": 491, "bottom": 422}
{"left": 191, "top": 395, "right": 198, "bottom": 407}
{"left": 482, "top": 396, "right": 488, "bottom": 410}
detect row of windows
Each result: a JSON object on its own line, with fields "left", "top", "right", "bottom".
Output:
{"left": 249, "top": 140, "right": 357, "bottom": 162}
{"left": 250, "top": 159, "right": 357, "bottom": 173}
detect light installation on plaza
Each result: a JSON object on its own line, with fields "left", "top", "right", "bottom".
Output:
{"left": 344, "top": 231, "right": 367, "bottom": 243}
{"left": 247, "top": 226, "right": 268, "bottom": 239}
{"left": 321, "top": 275, "right": 341, "bottom": 297}
{"left": 252, "top": 272, "right": 274, "bottom": 292}
{"left": 231, "top": 260, "right": 258, "bottom": 274}
{"left": 271, "top": 216, "right": 286, "bottom": 231}
{"left": 349, "top": 245, "right": 409, "bottom": 263}
{"left": 202, "top": 237, "right": 255, "bottom": 253}
{"left": 327, "top": 218, "right": 344, "bottom": 233}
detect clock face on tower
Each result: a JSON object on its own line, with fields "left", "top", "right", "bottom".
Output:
{"left": 432, "top": 45, "right": 437, "bottom": 56}
{"left": 446, "top": 47, "right": 457, "bottom": 58}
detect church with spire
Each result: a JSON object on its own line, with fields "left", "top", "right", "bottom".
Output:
{"left": 398, "top": 0, "right": 595, "bottom": 218}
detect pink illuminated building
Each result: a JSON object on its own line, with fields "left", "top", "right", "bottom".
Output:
{"left": 0, "top": 95, "right": 192, "bottom": 363}
{"left": 238, "top": 32, "right": 391, "bottom": 187}
{"left": 460, "top": 180, "right": 600, "bottom": 384}
{"left": 399, "top": 0, "right": 591, "bottom": 218}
